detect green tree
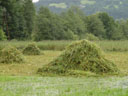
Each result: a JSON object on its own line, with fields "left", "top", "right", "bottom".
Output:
{"left": 87, "top": 15, "right": 106, "bottom": 39}
{"left": 98, "top": 12, "right": 117, "bottom": 40}
{"left": 8, "top": 0, "right": 27, "bottom": 40}
{"left": 34, "top": 7, "right": 70, "bottom": 41}
{"left": 117, "top": 19, "right": 128, "bottom": 39}
{"left": 24, "top": 0, "right": 35, "bottom": 39}
{"left": 0, "top": 0, "right": 28, "bottom": 40}
{"left": 61, "top": 6, "right": 87, "bottom": 39}
{"left": 0, "top": 28, "right": 6, "bottom": 40}
{"left": 0, "top": 6, "right": 3, "bottom": 28}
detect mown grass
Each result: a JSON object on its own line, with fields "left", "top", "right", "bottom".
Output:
{"left": 0, "top": 49, "right": 128, "bottom": 95}
{"left": 0, "top": 51, "right": 128, "bottom": 76}
{"left": 0, "top": 40, "right": 128, "bottom": 52}
{"left": 0, "top": 51, "right": 61, "bottom": 76}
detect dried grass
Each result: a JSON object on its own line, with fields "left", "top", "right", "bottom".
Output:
{"left": 0, "top": 46, "right": 25, "bottom": 64}
{"left": 23, "top": 43, "right": 41, "bottom": 55}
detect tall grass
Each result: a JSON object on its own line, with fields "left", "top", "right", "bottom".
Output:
{"left": 96, "top": 40, "right": 128, "bottom": 52}
{"left": 0, "top": 40, "right": 128, "bottom": 52}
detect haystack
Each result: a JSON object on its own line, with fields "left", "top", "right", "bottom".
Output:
{"left": 0, "top": 46, "right": 25, "bottom": 63}
{"left": 38, "top": 40, "right": 119, "bottom": 75}
{"left": 23, "top": 43, "right": 41, "bottom": 55}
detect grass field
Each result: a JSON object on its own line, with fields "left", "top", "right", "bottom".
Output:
{"left": 0, "top": 76, "right": 128, "bottom": 96}
{"left": 0, "top": 50, "right": 128, "bottom": 96}
{"left": 1, "top": 40, "right": 128, "bottom": 51}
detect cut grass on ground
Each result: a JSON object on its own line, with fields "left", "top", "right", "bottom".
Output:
{"left": 0, "top": 51, "right": 128, "bottom": 96}
{"left": 0, "top": 51, "right": 128, "bottom": 76}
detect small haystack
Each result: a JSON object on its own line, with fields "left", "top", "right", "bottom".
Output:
{"left": 0, "top": 46, "right": 25, "bottom": 63}
{"left": 38, "top": 40, "right": 119, "bottom": 75}
{"left": 23, "top": 43, "right": 41, "bottom": 55}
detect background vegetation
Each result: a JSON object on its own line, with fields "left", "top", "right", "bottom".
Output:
{"left": 1, "top": 40, "right": 128, "bottom": 52}
{"left": 0, "top": 0, "right": 128, "bottom": 41}
{"left": 35, "top": 0, "right": 128, "bottom": 19}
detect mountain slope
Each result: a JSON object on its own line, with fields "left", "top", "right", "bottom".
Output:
{"left": 34, "top": 0, "right": 128, "bottom": 19}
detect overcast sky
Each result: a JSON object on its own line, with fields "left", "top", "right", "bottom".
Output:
{"left": 32, "top": 0, "right": 39, "bottom": 3}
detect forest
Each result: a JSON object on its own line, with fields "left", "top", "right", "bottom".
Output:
{"left": 0, "top": 0, "right": 128, "bottom": 41}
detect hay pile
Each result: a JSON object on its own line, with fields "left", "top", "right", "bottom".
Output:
{"left": 38, "top": 40, "right": 119, "bottom": 75}
{"left": 0, "top": 46, "right": 25, "bottom": 63}
{"left": 23, "top": 43, "right": 41, "bottom": 55}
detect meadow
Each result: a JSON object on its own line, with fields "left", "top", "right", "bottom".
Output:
{"left": 1, "top": 40, "right": 128, "bottom": 51}
{"left": 0, "top": 41, "right": 128, "bottom": 96}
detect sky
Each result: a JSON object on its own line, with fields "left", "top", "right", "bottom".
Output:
{"left": 32, "top": 0, "right": 39, "bottom": 3}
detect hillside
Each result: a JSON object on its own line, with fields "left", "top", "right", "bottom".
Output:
{"left": 34, "top": 0, "right": 128, "bottom": 19}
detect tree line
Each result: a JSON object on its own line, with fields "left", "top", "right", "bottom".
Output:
{"left": 0, "top": 0, "right": 35, "bottom": 40}
{"left": 0, "top": 0, "right": 128, "bottom": 41}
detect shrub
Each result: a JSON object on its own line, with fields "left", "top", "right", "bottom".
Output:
{"left": 64, "top": 29, "right": 78, "bottom": 40}
{"left": 38, "top": 40, "right": 119, "bottom": 75}
{"left": 23, "top": 43, "right": 41, "bottom": 55}
{"left": 0, "top": 28, "right": 7, "bottom": 41}
{"left": 0, "top": 46, "right": 25, "bottom": 64}
{"left": 85, "top": 33, "right": 99, "bottom": 41}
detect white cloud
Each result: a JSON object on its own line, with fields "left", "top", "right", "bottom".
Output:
{"left": 32, "top": 0, "right": 39, "bottom": 3}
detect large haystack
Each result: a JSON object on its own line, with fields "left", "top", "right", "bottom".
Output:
{"left": 23, "top": 43, "right": 41, "bottom": 55}
{"left": 0, "top": 46, "right": 25, "bottom": 64}
{"left": 38, "top": 40, "right": 119, "bottom": 75}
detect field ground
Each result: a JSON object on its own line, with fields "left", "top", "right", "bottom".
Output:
{"left": 0, "top": 51, "right": 128, "bottom": 96}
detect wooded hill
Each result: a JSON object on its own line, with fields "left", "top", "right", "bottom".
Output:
{"left": 34, "top": 0, "right": 128, "bottom": 19}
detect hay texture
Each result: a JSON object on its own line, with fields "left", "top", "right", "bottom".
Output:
{"left": 0, "top": 46, "right": 25, "bottom": 64}
{"left": 38, "top": 40, "right": 119, "bottom": 75}
{"left": 23, "top": 43, "right": 41, "bottom": 55}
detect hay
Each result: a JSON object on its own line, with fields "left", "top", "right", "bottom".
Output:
{"left": 23, "top": 43, "right": 41, "bottom": 55}
{"left": 38, "top": 40, "right": 119, "bottom": 75}
{"left": 0, "top": 46, "right": 25, "bottom": 64}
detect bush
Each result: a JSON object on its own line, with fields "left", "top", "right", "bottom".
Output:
{"left": 38, "top": 40, "right": 119, "bottom": 75}
{"left": 23, "top": 43, "right": 41, "bottom": 55}
{"left": 64, "top": 29, "right": 78, "bottom": 40}
{"left": 0, "top": 46, "right": 25, "bottom": 63}
{"left": 85, "top": 33, "right": 99, "bottom": 41}
{"left": 0, "top": 28, "right": 7, "bottom": 41}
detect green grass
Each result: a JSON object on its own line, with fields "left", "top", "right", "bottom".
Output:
{"left": 96, "top": 40, "right": 128, "bottom": 52}
{"left": 0, "top": 76, "right": 128, "bottom": 96}
{"left": 0, "top": 40, "right": 72, "bottom": 51}
{"left": 0, "top": 40, "right": 128, "bottom": 52}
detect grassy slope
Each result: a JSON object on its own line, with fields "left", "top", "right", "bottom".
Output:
{"left": 0, "top": 51, "right": 128, "bottom": 95}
